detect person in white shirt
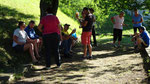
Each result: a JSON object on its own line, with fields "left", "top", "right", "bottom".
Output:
{"left": 12, "top": 21, "right": 40, "bottom": 63}
{"left": 111, "top": 11, "right": 126, "bottom": 47}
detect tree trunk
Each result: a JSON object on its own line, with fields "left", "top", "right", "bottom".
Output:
{"left": 40, "top": 0, "right": 59, "bottom": 19}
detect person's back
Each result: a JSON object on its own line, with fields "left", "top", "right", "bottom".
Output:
{"left": 41, "top": 15, "right": 60, "bottom": 35}
{"left": 140, "top": 30, "right": 150, "bottom": 47}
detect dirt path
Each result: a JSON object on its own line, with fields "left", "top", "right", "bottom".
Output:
{"left": 16, "top": 44, "right": 148, "bottom": 84}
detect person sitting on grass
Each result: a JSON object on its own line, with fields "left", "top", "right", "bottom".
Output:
{"left": 25, "top": 20, "right": 42, "bottom": 52}
{"left": 12, "top": 21, "right": 40, "bottom": 63}
{"left": 132, "top": 26, "right": 150, "bottom": 52}
{"left": 61, "top": 24, "right": 76, "bottom": 58}
{"left": 70, "top": 32, "right": 78, "bottom": 52}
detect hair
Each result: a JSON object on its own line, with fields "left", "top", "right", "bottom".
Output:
{"left": 46, "top": 7, "right": 53, "bottom": 13}
{"left": 18, "top": 21, "right": 25, "bottom": 27}
{"left": 134, "top": 8, "right": 138, "bottom": 11}
{"left": 139, "top": 26, "right": 146, "bottom": 31}
{"left": 83, "top": 7, "right": 89, "bottom": 11}
{"left": 29, "top": 20, "right": 35, "bottom": 24}
{"left": 120, "top": 11, "right": 125, "bottom": 14}
{"left": 89, "top": 8, "right": 94, "bottom": 12}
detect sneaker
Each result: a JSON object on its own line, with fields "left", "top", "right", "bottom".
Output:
{"left": 82, "top": 56, "right": 87, "bottom": 59}
{"left": 64, "top": 53, "right": 72, "bottom": 58}
{"left": 44, "top": 67, "right": 51, "bottom": 70}
{"left": 117, "top": 45, "right": 121, "bottom": 48}
{"left": 113, "top": 44, "right": 118, "bottom": 48}
{"left": 88, "top": 56, "right": 93, "bottom": 59}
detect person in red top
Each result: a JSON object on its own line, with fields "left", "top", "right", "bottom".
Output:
{"left": 38, "top": 8, "right": 62, "bottom": 70}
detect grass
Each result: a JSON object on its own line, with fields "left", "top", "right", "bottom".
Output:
{"left": 0, "top": 0, "right": 81, "bottom": 70}
{"left": 0, "top": 0, "right": 149, "bottom": 80}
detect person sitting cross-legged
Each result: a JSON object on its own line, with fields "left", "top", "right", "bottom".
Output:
{"left": 61, "top": 24, "right": 76, "bottom": 58}
{"left": 12, "top": 21, "right": 40, "bottom": 63}
{"left": 132, "top": 26, "right": 150, "bottom": 52}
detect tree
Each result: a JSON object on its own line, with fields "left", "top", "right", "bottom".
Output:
{"left": 40, "top": 0, "right": 59, "bottom": 19}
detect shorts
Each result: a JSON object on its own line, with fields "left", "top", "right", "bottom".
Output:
{"left": 13, "top": 45, "right": 24, "bottom": 52}
{"left": 113, "top": 28, "right": 122, "bottom": 41}
{"left": 81, "top": 32, "right": 92, "bottom": 45}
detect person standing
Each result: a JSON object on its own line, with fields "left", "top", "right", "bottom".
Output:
{"left": 80, "top": 7, "right": 93, "bottom": 59}
{"left": 132, "top": 9, "right": 143, "bottom": 34}
{"left": 89, "top": 8, "right": 97, "bottom": 46}
{"left": 38, "top": 8, "right": 61, "bottom": 69}
{"left": 111, "top": 11, "right": 125, "bottom": 47}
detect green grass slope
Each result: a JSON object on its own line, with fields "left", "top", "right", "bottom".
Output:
{"left": 0, "top": 0, "right": 80, "bottom": 70}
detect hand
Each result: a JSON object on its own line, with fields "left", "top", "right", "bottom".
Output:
{"left": 76, "top": 14, "right": 79, "bottom": 19}
{"left": 134, "top": 22, "right": 139, "bottom": 24}
{"left": 72, "top": 29, "right": 76, "bottom": 34}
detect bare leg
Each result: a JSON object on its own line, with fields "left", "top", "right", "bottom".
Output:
{"left": 88, "top": 44, "right": 92, "bottom": 56}
{"left": 24, "top": 43, "right": 37, "bottom": 62}
{"left": 33, "top": 41, "right": 40, "bottom": 58}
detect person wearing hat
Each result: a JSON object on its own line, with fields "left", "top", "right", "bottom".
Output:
{"left": 132, "top": 26, "right": 150, "bottom": 51}
{"left": 111, "top": 11, "right": 126, "bottom": 48}
{"left": 132, "top": 9, "right": 143, "bottom": 34}
{"left": 61, "top": 24, "right": 76, "bottom": 58}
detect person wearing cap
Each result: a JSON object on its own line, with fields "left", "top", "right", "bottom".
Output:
{"left": 38, "top": 7, "right": 62, "bottom": 69}
{"left": 61, "top": 24, "right": 76, "bottom": 58}
{"left": 89, "top": 8, "right": 97, "bottom": 46}
{"left": 111, "top": 11, "right": 126, "bottom": 48}
{"left": 132, "top": 26, "right": 150, "bottom": 51}
{"left": 132, "top": 9, "right": 143, "bottom": 34}
{"left": 25, "top": 20, "right": 42, "bottom": 52}
{"left": 80, "top": 7, "right": 94, "bottom": 59}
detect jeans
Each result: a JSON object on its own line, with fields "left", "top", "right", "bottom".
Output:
{"left": 43, "top": 33, "right": 61, "bottom": 67}
{"left": 91, "top": 26, "right": 97, "bottom": 45}
{"left": 61, "top": 38, "right": 72, "bottom": 54}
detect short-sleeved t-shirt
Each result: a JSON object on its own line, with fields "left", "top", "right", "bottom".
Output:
{"left": 132, "top": 14, "right": 142, "bottom": 27}
{"left": 140, "top": 31, "right": 150, "bottom": 46}
{"left": 12, "top": 28, "right": 29, "bottom": 47}
{"left": 40, "top": 14, "right": 60, "bottom": 35}
{"left": 113, "top": 15, "right": 124, "bottom": 30}
{"left": 61, "top": 29, "right": 69, "bottom": 35}
{"left": 83, "top": 14, "right": 93, "bottom": 32}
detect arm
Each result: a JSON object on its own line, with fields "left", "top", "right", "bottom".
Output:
{"left": 132, "top": 19, "right": 134, "bottom": 24}
{"left": 13, "top": 35, "right": 25, "bottom": 45}
{"left": 63, "top": 30, "right": 76, "bottom": 40}
{"left": 58, "top": 24, "right": 63, "bottom": 41}
{"left": 139, "top": 17, "right": 143, "bottom": 23}
{"left": 81, "top": 21, "right": 88, "bottom": 27}
{"left": 111, "top": 17, "right": 115, "bottom": 24}
{"left": 38, "top": 24, "right": 43, "bottom": 32}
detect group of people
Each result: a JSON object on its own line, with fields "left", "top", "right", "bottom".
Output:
{"left": 12, "top": 7, "right": 150, "bottom": 69}
{"left": 12, "top": 21, "right": 42, "bottom": 63}
{"left": 111, "top": 9, "right": 150, "bottom": 52}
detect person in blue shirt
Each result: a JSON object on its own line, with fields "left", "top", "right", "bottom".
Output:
{"left": 132, "top": 26, "right": 150, "bottom": 52}
{"left": 132, "top": 9, "right": 143, "bottom": 34}
{"left": 25, "top": 20, "right": 42, "bottom": 52}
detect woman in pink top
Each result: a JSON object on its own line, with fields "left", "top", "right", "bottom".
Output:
{"left": 111, "top": 11, "right": 126, "bottom": 48}
{"left": 38, "top": 8, "right": 62, "bottom": 70}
